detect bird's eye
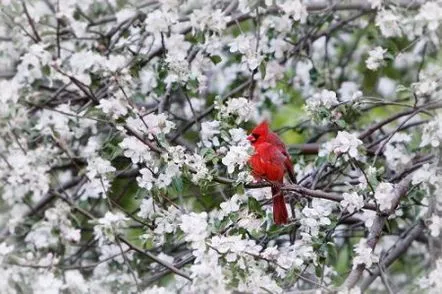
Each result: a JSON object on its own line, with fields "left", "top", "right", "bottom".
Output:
{"left": 247, "top": 133, "right": 259, "bottom": 142}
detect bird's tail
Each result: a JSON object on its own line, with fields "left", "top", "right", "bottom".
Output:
{"left": 271, "top": 186, "right": 288, "bottom": 225}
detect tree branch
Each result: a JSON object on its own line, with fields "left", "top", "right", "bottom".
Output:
{"left": 360, "top": 220, "right": 425, "bottom": 291}
{"left": 341, "top": 176, "right": 412, "bottom": 290}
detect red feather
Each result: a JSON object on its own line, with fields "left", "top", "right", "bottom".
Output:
{"left": 247, "top": 122, "right": 296, "bottom": 225}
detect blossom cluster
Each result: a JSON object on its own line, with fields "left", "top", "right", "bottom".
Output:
{"left": 0, "top": 0, "right": 441, "bottom": 293}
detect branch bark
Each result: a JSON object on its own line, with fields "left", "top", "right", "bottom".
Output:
{"left": 360, "top": 220, "right": 426, "bottom": 291}
{"left": 340, "top": 176, "right": 412, "bottom": 290}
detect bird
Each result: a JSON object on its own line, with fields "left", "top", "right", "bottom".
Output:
{"left": 247, "top": 121, "right": 296, "bottom": 225}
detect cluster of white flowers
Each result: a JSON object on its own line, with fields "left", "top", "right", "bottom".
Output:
{"left": 338, "top": 81, "right": 363, "bottom": 102}
{"left": 419, "top": 258, "right": 442, "bottom": 293}
{"left": 92, "top": 211, "right": 129, "bottom": 245}
{"left": 366, "top": 47, "right": 387, "bottom": 71}
{"left": 352, "top": 238, "right": 379, "bottom": 269}
{"left": 413, "top": 79, "right": 438, "bottom": 97}
{"left": 219, "top": 97, "right": 255, "bottom": 123}
{"left": 82, "top": 156, "right": 116, "bottom": 200}
{"left": 429, "top": 215, "right": 442, "bottom": 237}
{"left": 320, "top": 131, "right": 363, "bottom": 160}
{"left": 119, "top": 136, "right": 152, "bottom": 164}
{"left": 300, "top": 199, "right": 333, "bottom": 236}
{"left": 217, "top": 194, "right": 242, "bottom": 219}
{"left": 222, "top": 145, "right": 252, "bottom": 174}
{"left": 180, "top": 212, "right": 209, "bottom": 249}
{"left": 376, "top": 9, "right": 402, "bottom": 38}
{"left": 340, "top": 192, "right": 365, "bottom": 213}
{"left": 383, "top": 133, "right": 412, "bottom": 170}
{"left": 276, "top": 236, "right": 317, "bottom": 277}
{"left": 200, "top": 120, "right": 221, "bottom": 147}
{"left": 229, "top": 34, "right": 263, "bottom": 71}
{"left": 420, "top": 114, "right": 442, "bottom": 148}
{"left": 0, "top": 0, "right": 441, "bottom": 292}
{"left": 374, "top": 182, "right": 396, "bottom": 212}
{"left": 412, "top": 163, "right": 439, "bottom": 188}
{"left": 415, "top": 2, "right": 442, "bottom": 32}
{"left": 305, "top": 89, "right": 339, "bottom": 113}
{"left": 210, "top": 235, "right": 261, "bottom": 263}
{"left": 185, "top": 153, "right": 211, "bottom": 184}
{"left": 97, "top": 98, "right": 129, "bottom": 119}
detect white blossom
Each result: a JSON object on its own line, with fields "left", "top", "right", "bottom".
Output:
{"left": 421, "top": 114, "right": 442, "bottom": 147}
{"left": 143, "top": 113, "right": 175, "bottom": 139}
{"left": 97, "top": 98, "right": 129, "bottom": 119}
{"left": 185, "top": 153, "right": 211, "bottom": 183}
{"left": 305, "top": 89, "right": 338, "bottom": 111}
{"left": 412, "top": 163, "right": 439, "bottom": 186}
{"left": 92, "top": 212, "right": 129, "bottom": 245}
{"left": 86, "top": 157, "right": 116, "bottom": 179}
{"left": 429, "top": 215, "right": 442, "bottom": 237}
{"left": 120, "top": 136, "right": 152, "bottom": 164}
{"left": 368, "top": 0, "right": 382, "bottom": 9}
{"left": 222, "top": 145, "right": 251, "bottom": 174}
{"left": 352, "top": 238, "right": 379, "bottom": 269}
{"left": 413, "top": 80, "right": 437, "bottom": 97}
{"left": 300, "top": 199, "right": 333, "bottom": 236}
{"left": 218, "top": 194, "right": 241, "bottom": 219}
{"left": 210, "top": 235, "right": 261, "bottom": 263}
{"left": 419, "top": 258, "right": 442, "bottom": 293}
{"left": 219, "top": 97, "right": 255, "bottom": 123}
{"left": 138, "top": 198, "right": 156, "bottom": 219}
{"left": 374, "top": 182, "right": 395, "bottom": 212}
{"left": 137, "top": 167, "right": 156, "bottom": 191}
{"left": 366, "top": 46, "right": 386, "bottom": 71}
{"left": 278, "top": 0, "right": 308, "bottom": 23}
{"left": 180, "top": 212, "right": 208, "bottom": 246}
{"left": 34, "top": 272, "right": 64, "bottom": 294}
{"left": 340, "top": 192, "right": 364, "bottom": 213}
{"left": 376, "top": 10, "right": 402, "bottom": 38}
{"left": 201, "top": 120, "right": 221, "bottom": 147}
{"left": 338, "top": 81, "right": 363, "bottom": 102}
{"left": 415, "top": 2, "right": 442, "bottom": 32}
{"left": 320, "top": 131, "right": 363, "bottom": 159}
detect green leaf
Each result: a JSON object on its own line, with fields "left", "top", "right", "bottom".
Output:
{"left": 336, "top": 119, "right": 347, "bottom": 128}
{"left": 210, "top": 55, "right": 222, "bottom": 65}
{"left": 327, "top": 242, "right": 338, "bottom": 262}
{"left": 42, "top": 65, "right": 51, "bottom": 76}
{"left": 259, "top": 60, "right": 267, "bottom": 80}
{"left": 248, "top": 197, "right": 264, "bottom": 216}
{"left": 396, "top": 84, "right": 410, "bottom": 93}
{"left": 171, "top": 176, "right": 183, "bottom": 194}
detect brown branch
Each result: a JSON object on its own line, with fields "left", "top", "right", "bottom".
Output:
{"left": 119, "top": 236, "right": 192, "bottom": 282}
{"left": 341, "top": 176, "right": 412, "bottom": 290}
{"left": 283, "top": 184, "right": 377, "bottom": 211}
{"left": 360, "top": 220, "right": 425, "bottom": 291}
{"left": 169, "top": 79, "right": 252, "bottom": 142}
{"left": 21, "top": 0, "right": 42, "bottom": 42}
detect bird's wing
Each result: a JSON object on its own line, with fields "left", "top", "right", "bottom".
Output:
{"left": 249, "top": 142, "right": 286, "bottom": 182}
{"left": 268, "top": 132, "right": 296, "bottom": 183}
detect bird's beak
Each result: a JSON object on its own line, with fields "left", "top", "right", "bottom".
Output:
{"left": 247, "top": 135, "right": 255, "bottom": 142}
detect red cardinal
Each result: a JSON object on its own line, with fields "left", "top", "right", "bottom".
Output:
{"left": 247, "top": 121, "right": 296, "bottom": 225}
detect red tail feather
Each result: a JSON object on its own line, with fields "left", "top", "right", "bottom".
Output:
{"left": 271, "top": 186, "right": 288, "bottom": 225}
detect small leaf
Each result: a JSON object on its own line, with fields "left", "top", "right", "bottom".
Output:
{"left": 210, "top": 55, "right": 222, "bottom": 65}
{"left": 171, "top": 176, "right": 183, "bottom": 193}
{"left": 336, "top": 119, "right": 347, "bottom": 128}
{"left": 396, "top": 84, "right": 410, "bottom": 93}
{"left": 248, "top": 197, "right": 264, "bottom": 216}
{"left": 259, "top": 60, "right": 267, "bottom": 80}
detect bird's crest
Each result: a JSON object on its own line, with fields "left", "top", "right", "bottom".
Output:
{"left": 248, "top": 120, "right": 270, "bottom": 143}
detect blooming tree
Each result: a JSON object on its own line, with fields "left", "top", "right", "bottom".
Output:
{"left": 0, "top": 0, "right": 441, "bottom": 293}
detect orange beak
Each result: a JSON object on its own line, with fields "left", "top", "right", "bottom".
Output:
{"left": 247, "top": 135, "right": 255, "bottom": 142}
